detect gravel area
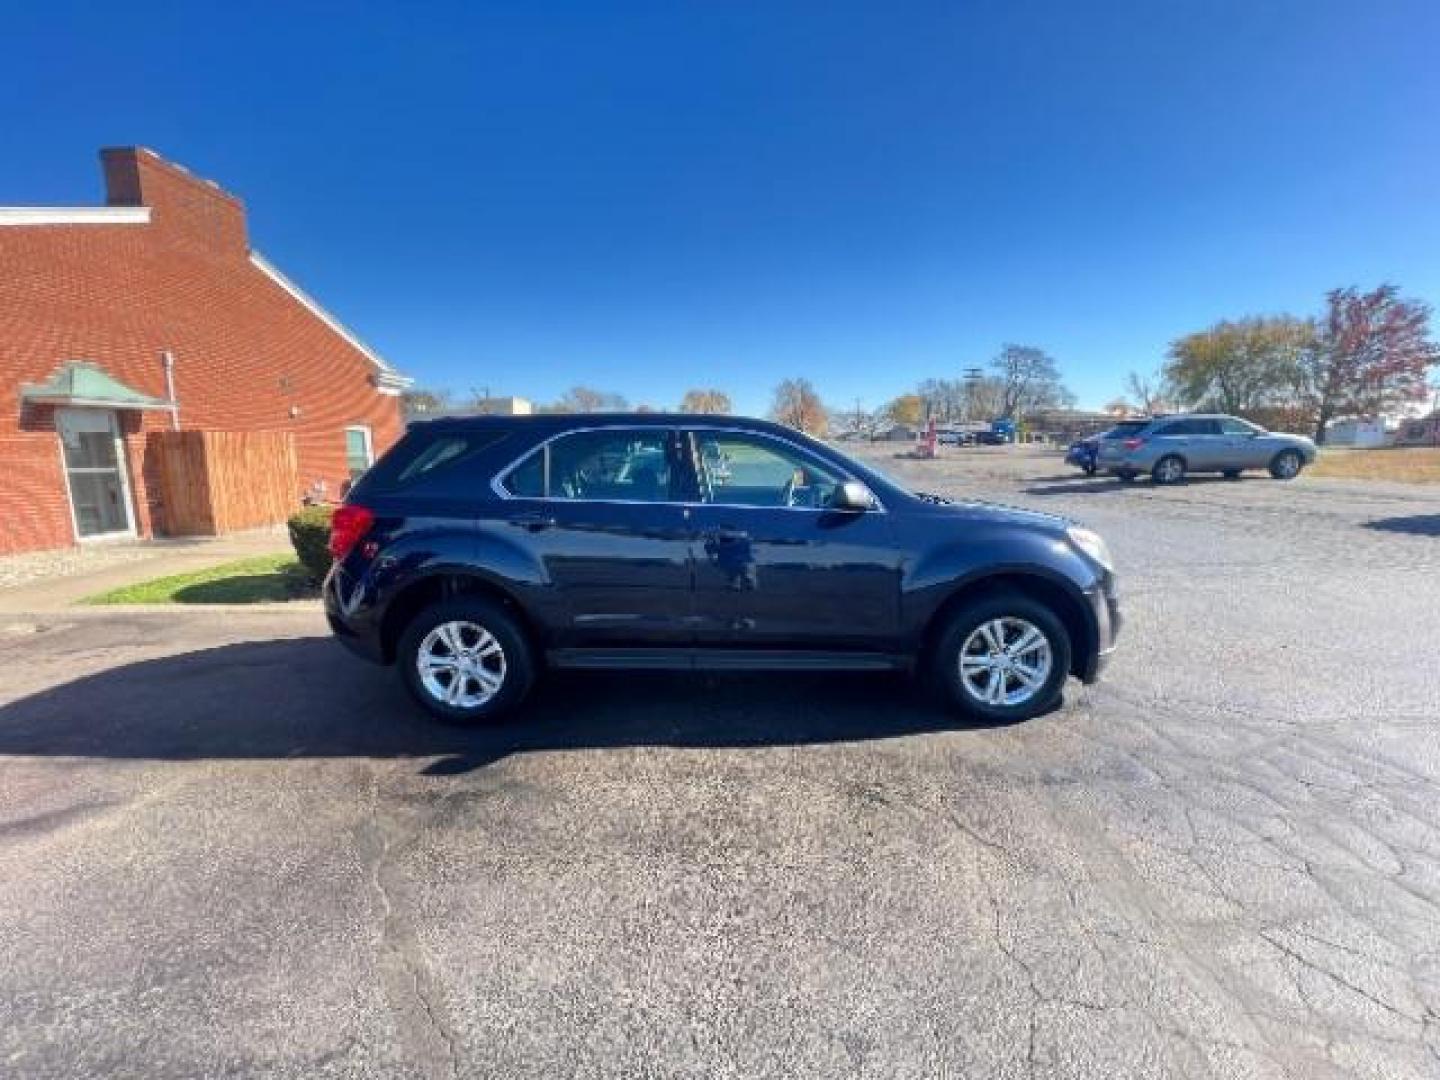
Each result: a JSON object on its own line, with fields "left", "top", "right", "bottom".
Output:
{"left": 0, "top": 542, "right": 160, "bottom": 591}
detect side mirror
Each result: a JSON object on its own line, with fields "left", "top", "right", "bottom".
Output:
{"left": 830, "top": 480, "right": 875, "bottom": 512}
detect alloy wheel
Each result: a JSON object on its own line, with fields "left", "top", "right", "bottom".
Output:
{"left": 1275, "top": 452, "right": 1300, "bottom": 478}
{"left": 416, "top": 620, "right": 507, "bottom": 709}
{"left": 958, "top": 617, "right": 1053, "bottom": 707}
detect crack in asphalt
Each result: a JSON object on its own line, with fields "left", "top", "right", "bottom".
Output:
{"left": 357, "top": 775, "right": 460, "bottom": 1080}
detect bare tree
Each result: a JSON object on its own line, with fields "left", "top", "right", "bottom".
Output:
{"left": 1103, "top": 396, "right": 1131, "bottom": 417}
{"left": 1124, "top": 370, "right": 1167, "bottom": 414}
{"left": 916, "top": 375, "right": 1011, "bottom": 422}
{"left": 678, "top": 388, "right": 733, "bottom": 414}
{"left": 916, "top": 378, "right": 964, "bottom": 422}
{"left": 964, "top": 375, "right": 1007, "bottom": 420}
{"left": 401, "top": 387, "right": 453, "bottom": 415}
{"left": 992, "top": 345, "right": 1072, "bottom": 419}
{"left": 770, "top": 378, "right": 827, "bottom": 435}
{"left": 549, "top": 386, "right": 630, "bottom": 413}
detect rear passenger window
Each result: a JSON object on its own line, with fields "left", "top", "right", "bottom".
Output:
{"left": 358, "top": 429, "right": 504, "bottom": 492}
{"left": 395, "top": 436, "right": 471, "bottom": 483}
{"left": 501, "top": 430, "right": 676, "bottom": 502}
{"left": 1156, "top": 419, "right": 1216, "bottom": 436}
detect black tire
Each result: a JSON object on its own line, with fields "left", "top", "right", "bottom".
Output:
{"left": 930, "top": 590, "right": 1072, "bottom": 724}
{"left": 1116, "top": 470, "right": 1137, "bottom": 483}
{"left": 1222, "top": 469, "right": 1242, "bottom": 480}
{"left": 1082, "top": 463, "right": 1097, "bottom": 476}
{"left": 397, "top": 596, "right": 535, "bottom": 724}
{"left": 1269, "top": 449, "right": 1303, "bottom": 480}
{"left": 1152, "top": 455, "right": 1186, "bottom": 485}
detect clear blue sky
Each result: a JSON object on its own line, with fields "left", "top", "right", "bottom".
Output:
{"left": 6, "top": 1, "right": 1439, "bottom": 415}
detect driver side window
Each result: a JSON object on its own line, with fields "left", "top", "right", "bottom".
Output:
{"left": 692, "top": 432, "right": 843, "bottom": 508}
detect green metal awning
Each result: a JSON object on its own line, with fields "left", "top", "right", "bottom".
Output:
{"left": 20, "top": 360, "right": 175, "bottom": 411}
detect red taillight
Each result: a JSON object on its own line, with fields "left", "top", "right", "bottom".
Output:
{"left": 1123, "top": 437, "right": 1146, "bottom": 451}
{"left": 328, "top": 505, "right": 375, "bottom": 560}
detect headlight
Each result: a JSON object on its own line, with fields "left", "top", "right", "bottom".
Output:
{"left": 1066, "top": 526, "right": 1113, "bottom": 571}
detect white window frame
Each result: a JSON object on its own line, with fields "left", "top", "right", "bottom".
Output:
{"left": 344, "top": 425, "right": 375, "bottom": 479}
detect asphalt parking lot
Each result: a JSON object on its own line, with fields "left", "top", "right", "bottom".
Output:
{"left": 2, "top": 446, "right": 1439, "bottom": 1079}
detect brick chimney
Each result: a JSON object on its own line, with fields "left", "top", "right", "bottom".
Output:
{"left": 100, "top": 147, "right": 249, "bottom": 256}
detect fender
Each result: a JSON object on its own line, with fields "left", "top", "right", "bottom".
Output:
{"left": 335, "top": 513, "right": 552, "bottom": 642}
{"left": 901, "top": 524, "right": 1102, "bottom": 646}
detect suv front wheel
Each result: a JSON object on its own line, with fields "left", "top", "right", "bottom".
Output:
{"left": 1269, "top": 449, "right": 1303, "bottom": 480}
{"left": 397, "top": 596, "right": 535, "bottom": 723}
{"left": 932, "top": 591, "right": 1072, "bottom": 723}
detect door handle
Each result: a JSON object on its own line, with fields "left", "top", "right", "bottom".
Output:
{"left": 509, "top": 512, "right": 556, "bottom": 532}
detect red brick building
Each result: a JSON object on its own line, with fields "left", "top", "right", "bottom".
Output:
{"left": 0, "top": 147, "right": 409, "bottom": 555}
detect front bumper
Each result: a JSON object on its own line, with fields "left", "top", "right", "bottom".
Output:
{"left": 1081, "top": 574, "right": 1121, "bottom": 682}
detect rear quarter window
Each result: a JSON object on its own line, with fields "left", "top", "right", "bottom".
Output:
{"left": 504, "top": 451, "right": 546, "bottom": 497}
{"left": 358, "top": 429, "right": 507, "bottom": 493}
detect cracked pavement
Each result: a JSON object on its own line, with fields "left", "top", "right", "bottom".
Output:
{"left": 1, "top": 447, "right": 1438, "bottom": 1078}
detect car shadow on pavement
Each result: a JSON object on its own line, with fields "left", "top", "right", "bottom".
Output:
{"left": 0, "top": 637, "right": 1023, "bottom": 773}
{"left": 1363, "top": 514, "right": 1440, "bottom": 537}
{"left": 1021, "top": 477, "right": 1142, "bottom": 496}
{"left": 1022, "top": 474, "right": 1245, "bottom": 497}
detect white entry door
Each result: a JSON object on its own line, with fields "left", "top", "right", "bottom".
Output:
{"left": 57, "top": 408, "right": 137, "bottom": 540}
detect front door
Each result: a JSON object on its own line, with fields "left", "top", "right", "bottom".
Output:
{"left": 56, "top": 408, "right": 136, "bottom": 540}
{"left": 684, "top": 429, "right": 902, "bottom": 649}
{"left": 493, "top": 427, "right": 692, "bottom": 646}
{"left": 1216, "top": 416, "right": 1267, "bottom": 468}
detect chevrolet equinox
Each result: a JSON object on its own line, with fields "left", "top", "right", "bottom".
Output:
{"left": 325, "top": 414, "right": 1120, "bottom": 724}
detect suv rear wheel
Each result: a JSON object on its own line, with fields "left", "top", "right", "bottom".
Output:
{"left": 1152, "top": 455, "right": 1186, "bottom": 485}
{"left": 932, "top": 591, "right": 1072, "bottom": 723}
{"left": 397, "top": 597, "right": 535, "bottom": 723}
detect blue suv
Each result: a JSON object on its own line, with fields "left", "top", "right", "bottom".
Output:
{"left": 325, "top": 414, "right": 1120, "bottom": 724}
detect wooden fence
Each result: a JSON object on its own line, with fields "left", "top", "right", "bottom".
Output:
{"left": 146, "top": 430, "right": 299, "bottom": 536}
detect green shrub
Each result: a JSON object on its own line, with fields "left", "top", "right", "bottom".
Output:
{"left": 287, "top": 506, "right": 334, "bottom": 582}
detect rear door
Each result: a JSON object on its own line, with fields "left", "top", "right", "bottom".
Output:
{"left": 1185, "top": 418, "right": 1225, "bottom": 469}
{"left": 494, "top": 427, "right": 693, "bottom": 646}
{"left": 1152, "top": 417, "right": 1220, "bottom": 469}
{"left": 682, "top": 428, "right": 902, "bottom": 650}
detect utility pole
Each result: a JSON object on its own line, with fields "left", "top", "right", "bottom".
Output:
{"left": 962, "top": 366, "right": 983, "bottom": 423}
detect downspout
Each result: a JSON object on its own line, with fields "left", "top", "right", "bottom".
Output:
{"left": 162, "top": 350, "right": 180, "bottom": 430}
